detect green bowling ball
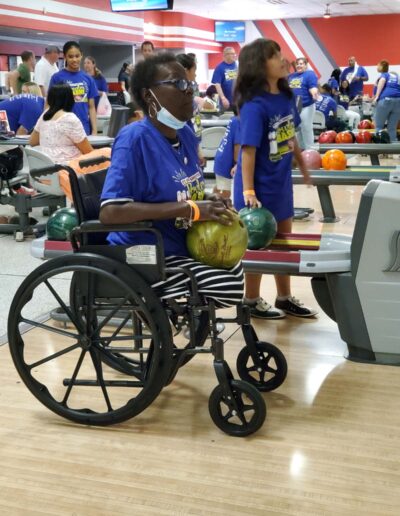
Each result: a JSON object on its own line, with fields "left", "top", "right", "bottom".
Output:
{"left": 186, "top": 211, "right": 248, "bottom": 269}
{"left": 239, "top": 206, "right": 277, "bottom": 250}
{"left": 46, "top": 207, "right": 79, "bottom": 241}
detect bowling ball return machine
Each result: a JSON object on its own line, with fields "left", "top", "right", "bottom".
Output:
{"left": 242, "top": 179, "right": 400, "bottom": 365}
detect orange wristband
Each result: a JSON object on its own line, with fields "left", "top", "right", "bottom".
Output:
{"left": 186, "top": 199, "right": 200, "bottom": 221}
{"left": 243, "top": 189, "right": 256, "bottom": 196}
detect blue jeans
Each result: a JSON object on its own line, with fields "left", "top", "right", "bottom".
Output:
{"left": 374, "top": 97, "right": 400, "bottom": 142}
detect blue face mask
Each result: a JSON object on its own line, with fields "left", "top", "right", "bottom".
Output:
{"left": 149, "top": 89, "right": 187, "bottom": 130}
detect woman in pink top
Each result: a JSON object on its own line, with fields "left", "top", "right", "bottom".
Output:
{"left": 29, "top": 83, "right": 93, "bottom": 163}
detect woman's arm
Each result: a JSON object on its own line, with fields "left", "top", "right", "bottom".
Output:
{"left": 75, "top": 137, "right": 94, "bottom": 154}
{"left": 309, "top": 86, "right": 319, "bottom": 101}
{"left": 88, "top": 98, "right": 97, "bottom": 135}
{"left": 293, "top": 138, "right": 312, "bottom": 185}
{"left": 29, "top": 129, "right": 40, "bottom": 146}
{"left": 373, "top": 77, "right": 386, "bottom": 103}
{"left": 100, "top": 199, "right": 233, "bottom": 226}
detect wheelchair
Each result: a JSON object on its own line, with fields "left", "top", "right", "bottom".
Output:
{"left": 7, "top": 158, "right": 287, "bottom": 437}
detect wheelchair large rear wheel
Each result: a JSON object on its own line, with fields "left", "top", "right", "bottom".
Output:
{"left": 8, "top": 253, "right": 174, "bottom": 426}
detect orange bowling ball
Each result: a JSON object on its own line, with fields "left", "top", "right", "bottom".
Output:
{"left": 322, "top": 149, "right": 347, "bottom": 170}
{"left": 335, "top": 131, "right": 354, "bottom": 144}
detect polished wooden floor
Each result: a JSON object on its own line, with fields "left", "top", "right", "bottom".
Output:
{"left": 1, "top": 175, "right": 400, "bottom": 515}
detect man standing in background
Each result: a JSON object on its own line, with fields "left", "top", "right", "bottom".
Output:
{"left": 8, "top": 51, "right": 36, "bottom": 94}
{"left": 211, "top": 47, "right": 238, "bottom": 110}
{"left": 141, "top": 40, "right": 155, "bottom": 60}
{"left": 34, "top": 46, "right": 60, "bottom": 96}
{"left": 340, "top": 56, "right": 369, "bottom": 100}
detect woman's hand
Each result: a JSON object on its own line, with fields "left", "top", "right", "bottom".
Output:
{"left": 206, "top": 192, "right": 232, "bottom": 209}
{"left": 196, "top": 199, "right": 234, "bottom": 226}
{"left": 243, "top": 192, "right": 261, "bottom": 208}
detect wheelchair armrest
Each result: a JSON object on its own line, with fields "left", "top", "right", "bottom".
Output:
{"left": 30, "top": 164, "right": 65, "bottom": 178}
{"left": 70, "top": 220, "right": 165, "bottom": 274}
{"left": 78, "top": 156, "right": 110, "bottom": 168}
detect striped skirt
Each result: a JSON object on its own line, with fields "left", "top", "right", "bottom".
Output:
{"left": 152, "top": 256, "right": 244, "bottom": 308}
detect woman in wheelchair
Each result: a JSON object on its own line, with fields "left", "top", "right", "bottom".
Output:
{"left": 7, "top": 53, "right": 287, "bottom": 437}
{"left": 100, "top": 53, "right": 244, "bottom": 309}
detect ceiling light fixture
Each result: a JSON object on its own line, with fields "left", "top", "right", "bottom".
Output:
{"left": 323, "top": 3, "right": 331, "bottom": 18}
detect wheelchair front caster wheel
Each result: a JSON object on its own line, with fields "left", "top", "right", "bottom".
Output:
{"left": 236, "top": 341, "right": 287, "bottom": 392}
{"left": 15, "top": 231, "right": 24, "bottom": 242}
{"left": 208, "top": 380, "right": 266, "bottom": 437}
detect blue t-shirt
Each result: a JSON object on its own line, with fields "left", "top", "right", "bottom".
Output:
{"left": 214, "top": 117, "right": 241, "bottom": 179}
{"left": 233, "top": 92, "right": 300, "bottom": 221}
{"left": 0, "top": 94, "right": 44, "bottom": 132}
{"left": 211, "top": 61, "right": 238, "bottom": 108}
{"left": 93, "top": 74, "right": 108, "bottom": 108}
{"left": 101, "top": 118, "right": 205, "bottom": 257}
{"left": 340, "top": 65, "right": 368, "bottom": 98}
{"left": 48, "top": 69, "right": 98, "bottom": 134}
{"left": 338, "top": 93, "right": 350, "bottom": 110}
{"left": 315, "top": 94, "right": 337, "bottom": 119}
{"left": 288, "top": 70, "right": 318, "bottom": 108}
{"left": 377, "top": 72, "right": 400, "bottom": 100}
{"left": 327, "top": 77, "right": 339, "bottom": 92}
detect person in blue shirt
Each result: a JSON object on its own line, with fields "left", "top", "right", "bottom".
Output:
{"left": 234, "top": 38, "right": 316, "bottom": 319}
{"left": 83, "top": 56, "right": 108, "bottom": 109}
{"left": 315, "top": 84, "right": 337, "bottom": 120}
{"left": 211, "top": 47, "right": 238, "bottom": 111}
{"left": 213, "top": 115, "right": 240, "bottom": 198}
{"left": 328, "top": 68, "right": 341, "bottom": 100}
{"left": 0, "top": 93, "right": 44, "bottom": 134}
{"left": 340, "top": 56, "right": 368, "bottom": 101}
{"left": 372, "top": 60, "right": 400, "bottom": 142}
{"left": 49, "top": 41, "right": 98, "bottom": 135}
{"left": 100, "top": 53, "right": 244, "bottom": 308}
{"left": 288, "top": 57, "right": 319, "bottom": 149}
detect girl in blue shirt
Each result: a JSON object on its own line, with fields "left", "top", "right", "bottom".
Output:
{"left": 49, "top": 41, "right": 98, "bottom": 135}
{"left": 213, "top": 115, "right": 241, "bottom": 197}
{"left": 83, "top": 56, "right": 108, "bottom": 109}
{"left": 100, "top": 53, "right": 244, "bottom": 308}
{"left": 234, "top": 38, "right": 316, "bottom": 319}
{"left": 372, "top": 60, "right": 400, "bottom": 142}
{"left": 288, "top": 57, "right": 319, "bottom": 149}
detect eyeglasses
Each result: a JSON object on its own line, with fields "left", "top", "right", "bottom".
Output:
{"left": 154, "top": 79, "right": 195, "bottom": 92}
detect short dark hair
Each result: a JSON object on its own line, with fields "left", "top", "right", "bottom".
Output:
{"left": 21, "top": 51, "right": 34, "bottom": 62}
{"left": 321, "top": 83, "right": 332, "bottom": 94}
{"left": 44, "top": 84, "right": 75, "bottom": 121}
{"left": 176, "top": 53, "right": 196, "bottom": 71}
{"left": 63, "top": 41, "right": 82, "bottom": 56}
{"left": 141, "top": 40, "right": 154, "bottom": 51}
{"left": 206, "top": 85, "right": 217, "bottom": 97}
{"left": 130, "top": 52, "right": 177, "bottom": 113}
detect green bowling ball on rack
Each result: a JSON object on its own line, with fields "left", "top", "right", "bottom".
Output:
{"left": 46, "top": 207, "right": 79, "bottom": 241}
{"left": 239, "top": 206, "right": 277, "bottom": 250}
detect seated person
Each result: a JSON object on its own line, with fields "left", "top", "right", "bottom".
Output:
{"left": 338, "top": 80, "right": 361, "bottom": 129}
{"left": 201, "top": 85, "right": 219, "bottom": 111}
{"left": 213, "top": 112, "right": 240, "bottom": 198}
{"left": 100, "top": 53, "right": 244, "bottom": 308}
{"left": 29, "top": 84, "right": 111, "bottom": 200}
{"left": 0, "top": 88, "right": 44, "bottom": 135}
{"left": 315, "top": 84, "right": 337, "bottom": 120}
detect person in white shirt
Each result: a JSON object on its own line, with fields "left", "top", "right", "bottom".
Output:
{"left": 34, "top": 46, "right": 60, "bottom": 96}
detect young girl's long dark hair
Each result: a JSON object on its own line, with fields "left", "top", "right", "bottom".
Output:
{"left": 43, "top": 84, "right": 75, "bottom": 121}
{"left": 234, "top": 38, "right": 292, "bottom": 109}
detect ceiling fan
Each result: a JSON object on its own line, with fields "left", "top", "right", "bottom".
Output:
{"left": 323, "top": 3, "right": 332, "bottom": 18}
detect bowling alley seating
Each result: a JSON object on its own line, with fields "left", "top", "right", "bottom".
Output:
{"left": 200, "top": 126, "right": 227, "bottom": 158}
{"left": 312, "top": 110, "right": 326, "bottom": 133}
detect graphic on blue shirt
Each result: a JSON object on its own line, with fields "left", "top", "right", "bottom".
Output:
{"left": 48, "top": 69, "right": 98, "bottom": 134}
{"left": 233, "top": 92, "right": 300, "bottom": 221}
{"left": 315, "top": 94, "right": 337, "bottom": 119}
{"left": 0, "top": 94, "right": 44, "bottom": 132}
{"left": 211, "top": 61, "right": 238, "bottom": 107}
{"left": 101, "top": 118, "right": 205, "bottom": 256}
{"left": 288, "top": 70, "right": 318, "bottom": 108}
{"left": 214, "top": 116, "right": 240, "bottom": 179}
